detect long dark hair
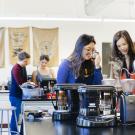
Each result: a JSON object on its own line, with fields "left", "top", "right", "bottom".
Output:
{"left": 112, "top": 30, "right": 135, "bottom": 72}
{"left": 67, "top": 34, "right": 96, "bottom": 77}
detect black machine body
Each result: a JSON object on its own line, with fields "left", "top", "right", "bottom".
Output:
{"left": 76, "top": 85, "right": 117, "bottom": 127}
{"left": 52, "top": 83, "right": 85, "bottom": 121}
{"left": 120, "top": 94, "right": 135, "bottom": 124}
{"left": 40, "top": 78, "right": 56, "bottom": 91}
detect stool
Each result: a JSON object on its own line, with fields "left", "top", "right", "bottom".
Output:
{"left": 0, "top": 106, "right": 19, "bottom": 135}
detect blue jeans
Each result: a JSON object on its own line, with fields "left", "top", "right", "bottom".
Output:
{"left": 9, "top": 96, "right": 22, "bottom": 134}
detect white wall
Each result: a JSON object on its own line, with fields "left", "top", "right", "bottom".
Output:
{"left": 0, "top": 20, "right": 135, "bottom": 84}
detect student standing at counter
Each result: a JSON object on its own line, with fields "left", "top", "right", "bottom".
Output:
{"left": 9, "top": 51, "right": 30, "bottom": 135}
{"left": 32, "top": 54, "right": 55, "bottom": 86}
{"left": 112, "top": 30, "right": 135, "bottom": 93}
{"left": 57, "top": 34, "right": 102, "bottom": 84}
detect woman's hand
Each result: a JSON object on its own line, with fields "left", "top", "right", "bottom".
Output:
{"left": 94, "top": 53, "right": 101, "bottom": 69}
{"left": 111, "top": 60, "right": 122, "bottom": 79}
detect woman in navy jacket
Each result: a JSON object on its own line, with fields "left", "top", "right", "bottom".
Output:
{"left": 57, "top": 34, "right": 102, "bottom": 84}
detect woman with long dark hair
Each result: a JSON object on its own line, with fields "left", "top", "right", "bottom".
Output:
{"left": 57, "top": 34, "right": 102, "bottom": 84}
{"left": 112, "top": 30, "right": 135, "bottom": 79}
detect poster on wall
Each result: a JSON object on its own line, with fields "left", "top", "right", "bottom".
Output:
{"left": 32, "top": 27, "right": 59, "bottom": 67}
{"left": 0, "top": 28, "right": 5, "bottom": 68}
{"left": 8, "top": 27, "right": 30, "bottom": 64}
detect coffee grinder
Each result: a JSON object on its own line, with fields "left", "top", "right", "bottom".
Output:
{"left": 52, "top": 83, "right": 85, "bottom": 121}
{"left": 76, "top": 85, "right": 117, "bottom": 127}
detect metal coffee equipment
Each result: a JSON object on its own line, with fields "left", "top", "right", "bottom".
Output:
{"left": 52, "top": 83, "right": 85, "bottom": 121}
{"left": 39, "top": 78, "right": 56, "bottom": 99}
{"left": 76, "top": 85, "right": 117, "bottom": 127}
{"left": 40, "top": 78, "right": 56, "bottom": 91}
{"left": 120, "top": 79, "right": 135, "bottom": 124}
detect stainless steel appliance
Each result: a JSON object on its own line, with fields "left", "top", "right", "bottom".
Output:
{"left": 76, "top": 85, "right": 117, "bottom": 127}
{"left": 120, "top": 94, "right": 135, "bottom": 124}
{"left": 52, "top": 84, "right": 85, "bottom": 121}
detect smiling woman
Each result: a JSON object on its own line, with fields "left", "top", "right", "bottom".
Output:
{"left": 57, "top": 34, "right": 103, "bottom": 85}
{"left": 112, "top": 30, "right": 135, "bottom": 77}
{"left": 82, "top": 42, "right": 95, "bottom": 60}
{"left": 111, "top": 30, "right": 135, "bottom": 93}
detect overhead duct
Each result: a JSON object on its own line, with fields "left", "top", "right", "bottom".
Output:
{"left": 84, "top": 0, "right": 135, "bottom": 19}
{"left": 84, "top": 0, "right": 114, "bottom": 16}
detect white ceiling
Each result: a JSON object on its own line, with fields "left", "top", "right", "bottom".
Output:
{"left": 85, "top": 0, "right": 135, "bottom": 19}
{"left": 0, "top": 0, "right": 135, "bottom": 19}
{"left": 0, "top": 0, "right": 86, "bottom": 17}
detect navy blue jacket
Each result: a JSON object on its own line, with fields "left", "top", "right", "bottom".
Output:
{"left": 57, "top": 59, "right": 103, "bottom": 84}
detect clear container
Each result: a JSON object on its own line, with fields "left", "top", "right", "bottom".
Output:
{"left": 102, "top": 79, "right": 116, "bottom": 86}
{"left": 120, "top": 79, "right": 135, "bottom": 93}
{"left": 100, "top": 93, "right": 111, "bottom": 115}
{"left": 57, "top": 91, "right": 67, "bottom": 110}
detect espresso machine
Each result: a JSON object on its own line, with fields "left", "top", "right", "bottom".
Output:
{"left": 39, "top": 78, "right": 56, "bottom": 99}
{"left": 52, "top": 83, "right": 85, "bottom": 121}
{"left": 119, "top": 79, "right": 135, "bottom": 124}
{"left": 76, "top": 85, "right": 117, "bottom": 127}
{"left": 40, "top": 78, "right": 56, "bottom": 91}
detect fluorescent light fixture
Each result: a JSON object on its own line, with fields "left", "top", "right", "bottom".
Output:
{"left": 84, "top": 0, "right": 114, "bottom": 16}
{"left": 104, "top": 18, "right": 135, "bottom": 22}
{"left": 0, "top": 17, "right": 101, "bottom": 22}
{"left": 0, "top": 17, "right": 135, "bottom": 22}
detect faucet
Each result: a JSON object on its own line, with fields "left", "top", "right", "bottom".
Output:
{"left": 121, "top": 68, "right": 135, "bottom": 76}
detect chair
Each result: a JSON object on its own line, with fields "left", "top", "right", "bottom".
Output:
{"left": 0, "top": 105, "right": 19, "bottom": 135}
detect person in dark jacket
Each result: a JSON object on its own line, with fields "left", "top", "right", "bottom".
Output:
{"left": 57, "top": 34, "right": 103, "bottom": 84}
{"left": 9, "top": 51, "right": 30, "bottom": 135}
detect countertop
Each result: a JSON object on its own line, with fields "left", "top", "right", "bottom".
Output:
{"left": 22, "top": 96, "right": 56, "bottom": 101}
{"left": 24, "top": 118, "right": 135, "bottom": 135}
